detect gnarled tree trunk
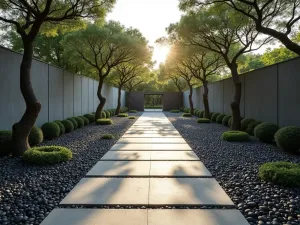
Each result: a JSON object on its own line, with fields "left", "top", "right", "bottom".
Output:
{"left": 96, "top": 78, "right": 106, "bottom": 120}
{"left": 230, "top": 63, "right": 242, "bottom": 130}
{"left": 115, "top": 85, "right": 122, "bottom": 115}
{"left": 189, "top": 85, "right": 194, "bottom": 115}
{"left": 203, "top": 81, "right": 210, "bottom": 119}
{"left": 12, "top": 40, "right": 41, "bottom": 157}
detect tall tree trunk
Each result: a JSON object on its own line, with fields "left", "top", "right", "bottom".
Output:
{"left": 189, "top": 85, "right": 194, "bottom": 115}
{"left": 115, "top": 85, "right": 122, "bottom": 115}
{"left": 230, "top": 63, "right": 242, "bottom": 130}
{"left": 12, "top": 40, "right": 41, "bottom": 157}
{"left": 96, "top": 78, "right": 106, "bottom": 120}
{"left": 203, "top": 81, "right": 210, "bottom": 119}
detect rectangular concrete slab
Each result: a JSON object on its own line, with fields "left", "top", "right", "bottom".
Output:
{"left": 41, "top": 209, "right": 148, "bottom": 225}
{"left": 122, "top": 133, "right": 181, "bottom": 138}
{"left": 117, "top": 138, "right": 187, "bottom": 144}
{"left": 148, "top": 209, "right": 249, "bottom": 225}
{"left": 150, "top": 161, "right": 211, "bottom": 177}
{"left": 110, "top": 143, "right": 191, "bottom": 151}
{"left": 149, "top": 178, "right": 234, "bottom": 206}
{"left": 150, "top": 151, "right": 199, "bottom": 161}
{"left": 86, "top": 161, "right": 151, "bottom": 177}
{"left": 125, "top": 130, "right": 180, "bottom": 135}
{"left": 60, "top": 178, "right": 149, "bottom": 205}
{"left": 101, "top": 151, "right": 151, "bottom": 160}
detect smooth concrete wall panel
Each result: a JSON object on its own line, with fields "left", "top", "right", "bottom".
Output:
{"left": 199, "top": 87, "right": 204, "bottom": 110}
{"left": 223, "top": 79, "right": 234, "bottom": 115}
{"left": 74, "top": 75, "right": 82, "bottom": 116}
{"left": 208, "top": 83, "right": 214, "bottom": 113}
{"left": 183, "top": 91, "right": 189, "bottom": 108}
{"left": 278, "top": 58, "right": 300, "bottom": 126}
{"left": 121, "top": 90, "right": 126, "bottom": 107}
{"left": 245, "top": 66, "right": 277, "bottom": 123}
{"left": 49, "top": 66, "right": 63, "bottom": 121}
{"left": 63, "top": 71, "right": 74, "bottom": 118}
{"left": 88, "top": 79, "right": 94, "bottom": 112}
{"left": 129, "top": 92, "right": 144, "bottom": 111}
{"left": 213, "top": 80, "right": 223, "bottom": 113}
{"left": 240, "top": 75, "right": 245, "bottom": 117}
{"left": 105, "top": 85, "right": 114, "bottom": 109}
{"left": 81, "top": 77, "right": 89, "bottom": 115}
{"left": 163, "top": 92, "right": 182, "bottom": 111}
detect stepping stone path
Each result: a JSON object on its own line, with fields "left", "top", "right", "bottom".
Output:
{"left": 41, "top": 112, "right": 249, "bottom": 225}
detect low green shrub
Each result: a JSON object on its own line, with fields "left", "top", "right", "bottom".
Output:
{"left": 83, "top": 114, "right": 95, "bottom": 123}
{"left": 254, "top": 122, "right": 279, "bottom": 143}
{"left": 102, "top": 134, "right": 115, "bottom": 139}
{"left": 74, "top": 117, "right": 84, "bottom": 128}
{"left": 101, "top": 111, "right": 106, "bottom": 119}
{"left": 120, "top": 107, "right": 129, "bottom": 113}
{"left": 211, "top": 113, "right": 220, "bottom": 122}
{"left": 193, "top": 109, "right": 200, "bottom": 116}
{"left": 241, "top": 118, "right": 256, "bottom": 131}
{"left": 196, "top": 110, "right": 201, "bottom": 117}
{"left": 275, "top": 126, "right": 300, "bottom": 153}
{"left": 117, "top": 113, "right": 128, "bottom": 117}
{"left": 221, "top": 131, "right": 249, "bottom": 142}
{"left": 179, "top": 107, "right": 184, "bottom": 112}
{"left": 79, "top": 116, "right": 89, "bottom": 126}
{"left": 23, "top": 146, "right": 72, "bottom": 165}
{"left": 245, "top": 121, "right": 262, "bottom": 136}
{"left": 29, "top": 126, "right": 43, "bottom": 146}
{"left": 170, "top": 109, "right": 180, "bottom": 113}
{"left": 104, "top": 111, "right": 111, "bottom": 118}
{"left": 259, "top": 162, "right": 300, "bottom": 187}
{"left": 54, "top": 121, "right": 65, "bottom": 135}
{"left": 41, "top": 122, "right": 60, "bottom": 140}
{"left": 0, "top": 130, "right": 12, "bottom": 156}
{"left": 61, "top": 120, "right": 74, "bottom": 133}
{"left": 129, "top": 110, "right": 138, "bottom": 113}
{"left": 183, "top": 108, "right": 190, "bottom": 113}
{"left": 128, "top": 116, "right": 136, "bottom": 119}
{"left": 228, "top": 117, "right": 233, "bottom": 127}
{"left": 216, "top": 114, "right": 226, "bottom": 124}
{"left": 197, "top": 118, "right": 211, "bottom": 123}
{"left": 96, "top": 119, "right": 113, "bottom": 125}
{"left": 182, "top": 113, "right": 192, "bottom": 117}
{"left": 199, "top": 111, "right": 205, "bottom": 118}
{"left": 222, "top": 115, "right": 232, "bottom": 127}
{"left": 67, "top": 118, "right": 78, "bottom": 129}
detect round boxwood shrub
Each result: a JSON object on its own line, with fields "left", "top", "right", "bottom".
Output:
{"left": 79, "top": 116, "right": 89, "bottom": 126}
{"left": 102, "top": 134, "right": 115, "bottom": 139}
{"left": 0, "top": 130, "right": 12, "bottom": 156}
{"left": 74, "top": 117, "right": 84, "bottom": 128}
{"left": 182, "top": 113, "right": 192, "bottom": 117}
{"left": 221, "top": 131, "right": 249, "bottom": 142}
{"left": 129, "top": 109, "right": 137, "bottom": 113}
{"left": 83, "top": 114, "right": 95, "bottom": 123}
{"left": 105, "top": 111, "right": 111, "bottom": 118}
{"left": 228, "top": 117, "right": 233, "bottom": 127}
{"left": 254, "top": 122, "right": 279, "bottom": 143}
{"left": 199, "top": 111, "right": 204, "bottom": 118}
{"left": 41, "top": 122, "right": 60, "bottom": 140}
{"left": 193, "top": 109, "right": 199, "bottom": 116}
{"left": 29, "top": 126, "right": 43, "bottom": 146}
{"left": 54, "top": 121, "right": 65, "bottom": 135}
{"left": 96, "top": 119, "right": 113, "bottom": 125}
{"left": 245, "top": 121, "right": 261, "bottom": 136}
{"left": 101, "top": 111, "right": 106, "bottom": 119}
{"left": 118, "top": 113, "right": 128, "bottom": 117}
{"left": 211, "top": 113, "right": 220, "bottom": 122}
{"left": 216, "top": 114, "right": 226, "bottom": 124}
{"left": 128, "top": 116, "right": 136, "bottom": 119}
{"left": 275, "top": 126, "right": 300, "bottom": 153}
{"left": 241, "top": 118, "right": 256, "bottom": 131}
{"left": 61, "top": 120, "right": 74, "bottom": 133}
{"left": 23, "top": 146, "right": 72, "bottom": 165}
{"left": 170, "top": 109, "right": 180, "bottom": 113}
{"left": 67, "top": 118, "right": 78, "bottom": 129}
{"left": 222, "top": 115, "right": 232, "bottom": 126}
{"left": 111, "top": 109, "right": 116, "bottom": 116}
{"left": 259, "top": 162, "right": 300, "bottom": 187}
{"left": 197, "top": 118, "right": 211, "bottom": 123}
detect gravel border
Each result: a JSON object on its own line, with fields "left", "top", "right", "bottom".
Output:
{"left": 165, "top": 112, "right": 300, "bottom": 225}
{"left": 0, "top": 113, "right": 140, "bottom": 225}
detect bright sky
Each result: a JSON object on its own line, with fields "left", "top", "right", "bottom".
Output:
{"left": 106, "top": 0, "right": 182, "bottom": 68}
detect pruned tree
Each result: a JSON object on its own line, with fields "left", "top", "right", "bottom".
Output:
{"left": 0, "top": 0, "right": 115, "bottom": 156}
{"left": 180, "top": 0, "right": 300, "bottom": 55}
{"left": 62, "top": 22, "right": 147, "bottom": 119}
{"left": 159, "top": 63, "right": 187, "bottom": 92}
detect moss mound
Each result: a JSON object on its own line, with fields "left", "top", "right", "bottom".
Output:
{"left": 117, "top": 113, "right": 128, "bottom": 117}
{"left": 128, "top": 116, "right": 136, "bottom": 119}
{"left": 197, "top": 118, "right": 211, "bottom": 123}
{"left": 96, "top": 119, "right": 113, "bottom": 125}
{"left": 182, "top": 113, "right": 192, "bottom": 117}
{"left": 221, "top": 131, "right": 249, "bottom": 142}
{"left": 102, "top": 134, "right": 115, "bottom": 139}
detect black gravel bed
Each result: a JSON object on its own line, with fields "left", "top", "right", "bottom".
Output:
{"left": 165, "top": 112, "right": 300, "bottom": 225}
{"left": 0, "top": 113, "right": 140, "bottom": 225}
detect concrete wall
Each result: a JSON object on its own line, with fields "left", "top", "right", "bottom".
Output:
{"left": 183, "top": 57, "right": 300, "bottom": 127}
{"left": 0, "top": 46, "right": 126, "bottom": 130}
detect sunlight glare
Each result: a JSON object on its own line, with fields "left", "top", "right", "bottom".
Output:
{"left": 153, "top": 45, "right": 170, "bottom": 66}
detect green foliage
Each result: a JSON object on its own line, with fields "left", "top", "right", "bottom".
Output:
{"left": 54, "top": 121, "right": 65, "bottom": 135}
{"left": 179, "top": 107, "right": 184, "bottom": 112}
{"left": 216, "top": 114, "right": 226, "bottom": 124}
{"left": 193, "top": 109, "right": 199, "bottom": 116}
{"left": 261, "top": 47, "right": 298, "bottom": 66}
{"left": 101, "top": 111, "right": 106, "bottom": 119}
{"left": 238, "top": 53, "right": 265, "bottom": 73}
{"left": 79, "top": 116, "right": 89, "bottom": 126}
{"left": 275, "top": 126, "right": 300, "bottom": 153}
{"left": 211, "top": 113, "right": 220, "bottom": 122}
{"left": 259, "top": 162, "right": 300, "bottom": 187}
{"left": 183, "top": 108, "right": 191, "bottom": 113}
{"left": 41, "top": 122, "right": 60, "bottom": 140}
{"left": 67, "top": 118, "right": 78, "bottom": 129}
{"left": 170, "top": 109, "right": 180, "bottom": 113}
{"left": 104, "top": 110, "right": 110, "bottom": 118}
{"left": 199, "top": 111, "right": 205, "bottom": 118}
{"left": 23, "top": 146, "right": 72, "bottom": 165}
{"left": 221, "top": 131, "right": 249, "bottom": 142}
{"left": 222, "top": 116, "right": 232, "bottom": 127}
{"left": 245, "top": 121, "right": 262, "bottom": 136}
{"left": 117, "top": 113, "right": 128, "bottom": 117}
{"left": 254, "top": 123, "right": 279, "bottom": 143}
{"left": 96, "top": 119, "right": 113, "bottom": 125}
{"left": 241, "top": 118, "right": 256, "bottom": 131}
{"left": 83, "top": 114, "right": 95, "bottom": 123}
{"left": 129, "top": 110, "right": 137, "bottom": 113}
{"left": 182, "top": 113, "right": 192, "bottom": 117}
{"left": 120, "top": 107, "right": 129, "bottom": 113}
{"left": 74, "top": 117, "right": 84, "bottom": 128}
{"left": 144, "top": 106, "right": 162, "bottom": 109}
{"left": 197, "top": 118, "right": 211, "bottom": 123}
{"left": 29, "top": 126, "right": 43, "bottom": 146}
{"left": 128, "top": 116, "right": 136, "bottom": 119}
{"left": 61, "top": 120, "right": 74, "bottom": 133}
{"left": 0, "top": 130, "right": 12, "bottom": 156}
{"left": 102, "top": 134, "right": 115, "bottom": 139}
{"left": 228, "top": 117, "right": 233, "bottom": 127}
